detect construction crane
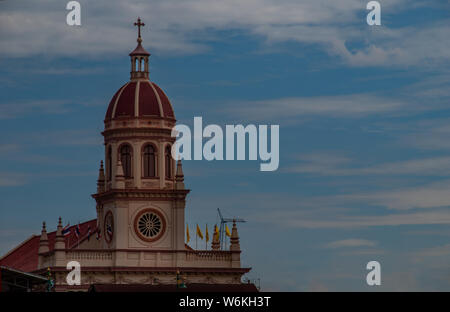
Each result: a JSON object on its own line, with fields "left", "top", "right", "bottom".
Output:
{"left": 217, "top": 208, "right": 246, "bottom": 250}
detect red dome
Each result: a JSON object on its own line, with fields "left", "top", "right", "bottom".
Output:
{"left": 105, "top": 81, "right": 175, "bottom": 121}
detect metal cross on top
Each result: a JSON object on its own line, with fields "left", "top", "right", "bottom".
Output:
{"left": 134, "top": 17, "right": 145, "bottom": 41}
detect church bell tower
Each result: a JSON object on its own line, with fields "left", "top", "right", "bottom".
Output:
{"left": 93, "top": 18, "right": 189, "bottom": 265}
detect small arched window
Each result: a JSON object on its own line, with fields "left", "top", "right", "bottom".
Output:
{"left": 165, "top": 146, "right": 172, "bottom": 178}
{"left": 143, "top": 144, "right": 156, "bottom": 178}
{"left": 107, "top": 146, "right": 112, "bottom": 181}
{"left": 120, "top": 144, "right": 132, "bottom": 178}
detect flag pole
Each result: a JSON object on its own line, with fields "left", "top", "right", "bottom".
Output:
{"left": 77, "top": 222, "right": 80, "bottom": 248}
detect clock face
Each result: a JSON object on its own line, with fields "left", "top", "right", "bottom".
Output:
{"left": 104, "top": 211, "right": 114, "bottom": 243}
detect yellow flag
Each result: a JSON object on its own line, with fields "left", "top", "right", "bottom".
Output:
{"left": 186, "top": 224, "right": 190, "bottom": 243}
{"left": 205, "top": 225, "right": 209, "bottom": 242}
{"left": 196, "top": 224, "right": 203, "bottom": 239}
{"left": 214, "top": 224, "right": 220, "bottom": 240}
{"left": 225, "top": 224, "right": 231, "bottom": 237}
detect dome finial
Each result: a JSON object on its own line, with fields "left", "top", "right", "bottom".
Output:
{"left": 134, "top": 17, "right": 145, "bottom": 44}
{"left": 130, "top": 17, "right": 150, "bottom": 80}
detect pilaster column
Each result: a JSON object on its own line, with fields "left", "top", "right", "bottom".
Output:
{"left": 159, "top": 141, "right": 164, "bottom": 188}
{"left": 133, "top": 141, "right": 141, "bottom": 188}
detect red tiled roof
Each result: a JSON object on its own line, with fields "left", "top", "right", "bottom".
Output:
{"left": 105, "top": 81, "right": 175, "bottom": 121}
{"left": 0, "top": 235, "right": 39, "bottom": 272}
{"left": 0, "top": 219, "right": 97, "bottom": 272}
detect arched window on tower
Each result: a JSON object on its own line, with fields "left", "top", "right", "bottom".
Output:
{"left": 107, "top": 146, "right": 112, "bottom": 181}
{"left": 165, "top": 145, "right": 172, "bottom": 179}
{"left": 143, "top": 144, "right": 156, "bottom": 178}
{"left": 120, "top": 144, "right": 133, "bottom": 178}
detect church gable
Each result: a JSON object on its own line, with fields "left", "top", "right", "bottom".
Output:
{"left": 0, "top": 219, "right": 97, "bottom": 273}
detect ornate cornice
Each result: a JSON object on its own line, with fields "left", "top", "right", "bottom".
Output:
{"left": 92, "top": 188, "right": 190, "bottom": 203}
{"left": 102, "top": 127, "right": 176, "bottom": 142}
{"left": 34, "top": 266, "right": 251, "bottom": 274}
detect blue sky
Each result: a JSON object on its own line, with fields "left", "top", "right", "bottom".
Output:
{"left": 1, "top": 0, "right": 450, "bottom": 291}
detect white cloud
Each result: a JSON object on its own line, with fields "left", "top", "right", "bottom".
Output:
{"left": 409, "top": 243, "right": 450, "bottom": 281}
{"left": 341, "top": 22, "right": 450, "bottom": 67}
{"left": 409, "top": 74, "right": 450, "bottom": 100}
{"left": 0, "top": 100, "right": 70, "bottom": 119}
{"left": 0, "top": 0, "right": 447, "bottom": 68}
{"left": 0, "top": 144, "right": 21, "bottom": 154}
{"left": 23, "top": 129, "right": 102, "bottom": 146}
{"left": 222, "top": 94, "right": 406, "bottom": 122}
{"left": 26, "top": 67, "right": 106, "bottom": 76}
{"left": 412, "top": 244, "right": 450, "bottom": 262}
{"left": 341, "top": 180, "right": 450, "bottom": 210}
{"left": 257, "top": 209, "right": 450, "bottom": 229}
{"left": 0, "top": 172, "right": 27, "bottom": 186}
{"left": 1, "top": 129, "right": 102, "bottom": 149}
{"left": 288, "top": 154, "right": 450, "bottom": 177}
{"left": 192, "top": 190, "right": 450, "bottom": 229}
{"left": 404, "top": 121, "right": 450, "bottom": 151}
{"left": 325, "top": 239, "right": 377, "bottom": 249}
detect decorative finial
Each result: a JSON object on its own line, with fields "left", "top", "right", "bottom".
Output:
{"left": 175, "top": 159, "right": 185, "bottom": 190}
{"left": 130, "top": 17, "right": 150, "bottom": 80}
{"left": 55, "top": 217, "right": 65, "bottom": 246}
{"left": 211, "top": 225, "right": 220, "bottom": 250}
{"left": 115, "top": 158, "right": 125, "bottom": 189}
{"left": 97, "top": 160, "right": 106, "bottom": 193}
{"left": 176, "top": 159, "right": 184, "bottom": 178}
{"left": 39, "top": 221, "right": 50, "bottom": 254}
{"left": 134, "top": 17, "right": 145, "bottom": 43}
{"left": 230, "top": 222, "right": 240, "bottom": 251}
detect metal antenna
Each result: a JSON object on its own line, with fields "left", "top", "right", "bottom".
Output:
{"left": 217, "top": 208, "right": 246, "bottom": 249}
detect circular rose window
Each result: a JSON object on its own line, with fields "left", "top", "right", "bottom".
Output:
{"left": 134, "top": 209, "right": 166, "bottom": 242}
